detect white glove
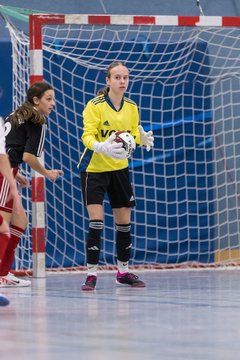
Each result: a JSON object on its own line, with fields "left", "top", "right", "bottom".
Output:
{"left": 93, "top": 133, "right": 126, "bottom": 160}
{"left": 138, "top": 125, "right": 154, "bottom": 151}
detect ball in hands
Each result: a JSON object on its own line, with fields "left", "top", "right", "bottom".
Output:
{"left": 114, "top": 131, "right": 136, "bottom": 159}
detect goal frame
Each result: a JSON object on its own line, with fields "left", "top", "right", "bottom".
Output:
{"left": 28, "top": 14, "right": 240, "bottom": 277}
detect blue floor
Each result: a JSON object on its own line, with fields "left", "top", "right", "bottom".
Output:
{"left": 0, "top": 270, "right": 240, "bottom": 359}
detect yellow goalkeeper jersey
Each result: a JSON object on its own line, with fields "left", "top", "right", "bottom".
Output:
{"left": 79, "top": 94, "right": 141, "bottom": 173}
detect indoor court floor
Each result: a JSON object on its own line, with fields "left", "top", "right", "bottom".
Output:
{"left": 0, "top": 269, "right": 240, "bottom": 360}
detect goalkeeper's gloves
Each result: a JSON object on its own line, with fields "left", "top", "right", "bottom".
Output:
{"left": 93, "top": 133, "right": 126, "bottom": 159}
{"left": 138, "top": 125, "right": 154, "bottom": 151}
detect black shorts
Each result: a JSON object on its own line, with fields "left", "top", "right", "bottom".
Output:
{"left": 81, "top": 168, "right": 136, "bottom": 208}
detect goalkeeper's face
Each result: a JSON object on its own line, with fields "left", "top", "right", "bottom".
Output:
{"left": 34, "top": 89, "right": 56, "bottom": 116}
{"left": 107, "top": 64, "right": 129, "bottom": 96}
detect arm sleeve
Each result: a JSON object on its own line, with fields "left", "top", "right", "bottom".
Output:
{"left": 0, "top": 119, "right": 6, "bottom": 154}
{"left": 82, "top": 101, "right": 101, "bottom": 150}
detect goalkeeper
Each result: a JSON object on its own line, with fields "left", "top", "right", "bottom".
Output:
{"left": 79, "top": 61, "right": 154, "bottom": 290}
{"left": 0, "top": 82, "right": 63, "bottom": 288}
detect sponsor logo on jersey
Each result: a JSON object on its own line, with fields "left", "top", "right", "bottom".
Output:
{"left": 100, "top": 129, "right": 131, "bottom": 138}
{"left": 103, "top": 120, "right": 110, "bottom": 126}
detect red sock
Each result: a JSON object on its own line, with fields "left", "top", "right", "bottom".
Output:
{"left": 0, "top": 225, "right": 25, "bottom": 276}
{"left": 0, "top": 232, "right": 10, "bottom": 267}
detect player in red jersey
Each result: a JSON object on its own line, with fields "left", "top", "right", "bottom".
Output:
{"left": 0, "top": 116, "right": 21, "bottom": 302}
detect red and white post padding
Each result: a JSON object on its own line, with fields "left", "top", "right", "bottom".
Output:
{"left": 31, "top": 160, "right": 45, "bottom": 278}
{"left": 29, "top": 15, "right": 65, "bottom": 277}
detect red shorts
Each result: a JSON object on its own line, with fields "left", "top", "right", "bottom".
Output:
{"left": 0, "top": 167, "right": 18, "bottom": 213}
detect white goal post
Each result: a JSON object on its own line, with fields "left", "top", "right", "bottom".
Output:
{"left": 5, "top": 14, "right": 240, "bottom": 275}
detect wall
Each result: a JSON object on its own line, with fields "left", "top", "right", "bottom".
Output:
{"left": 0, "top": 0, "right": 202, "bottom": 114}
{"left": 1, "top": 0, "right": 240, "bottom": 115}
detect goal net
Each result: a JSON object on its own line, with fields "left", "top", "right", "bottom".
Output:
{"left": 5, "top": 14, "right": 240, "bottom": 273}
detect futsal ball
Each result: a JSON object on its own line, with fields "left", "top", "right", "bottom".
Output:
{"left": 114, "top": 131, "right": 136, "bottom": 159}
{"left": 0, "top": 294, "right": 10, "bottom": 306}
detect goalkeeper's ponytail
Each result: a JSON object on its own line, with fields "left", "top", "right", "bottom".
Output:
{"left": 97, "top": 86, "right": 109, "bottom": 96}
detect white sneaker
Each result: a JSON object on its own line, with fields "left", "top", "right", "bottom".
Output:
{"left": 0, "top": 272, "right": 31, "bottom": 287}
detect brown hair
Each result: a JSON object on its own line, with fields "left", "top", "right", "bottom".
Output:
{"left": 97, "top": 61, "right": 128, "bottom": 96}
{"left": 11, "top": 81, "right": 53, "bottom": 126}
